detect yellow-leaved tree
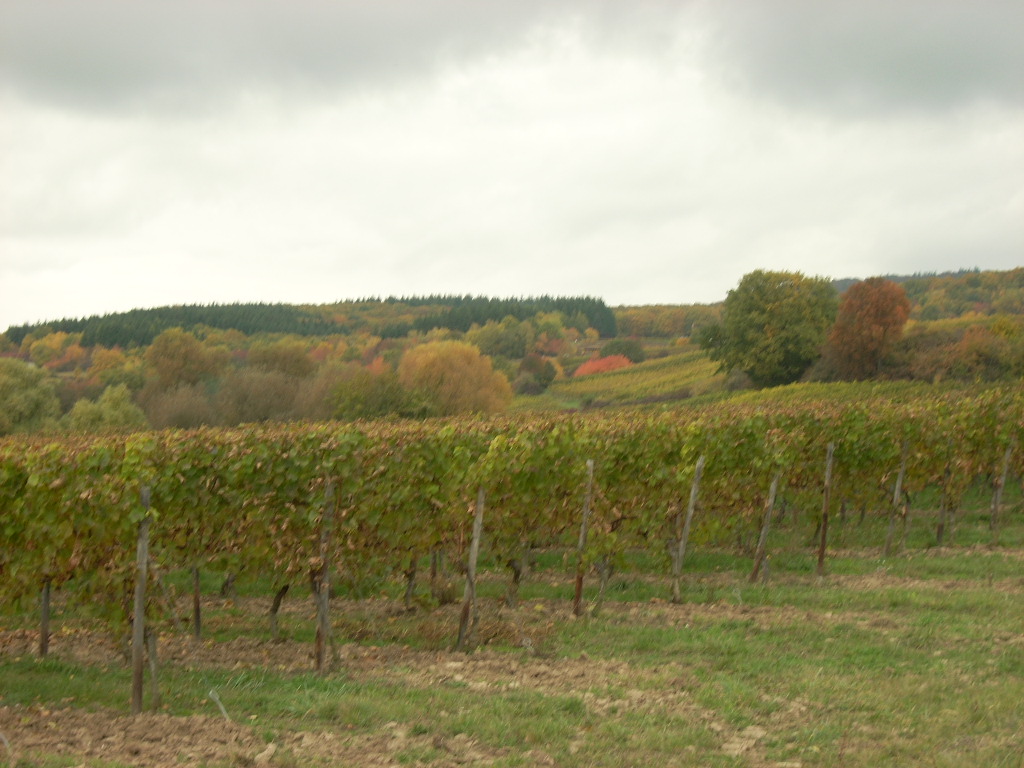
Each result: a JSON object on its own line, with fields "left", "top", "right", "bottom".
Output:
{"left": 397, "top": 340, "right": 512, "bottom": 416}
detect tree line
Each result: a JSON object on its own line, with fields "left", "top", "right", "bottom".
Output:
{"left": 3, "top": 295, "right": 617, "bottom": 349}
{"left": 697, "top": 270, "right": 1024, "bottom": 389}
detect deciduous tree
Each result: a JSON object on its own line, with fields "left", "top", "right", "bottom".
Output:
{"left": 699, "top": 270, "right": 838, "bottom": 388}
{"left": 215, "top": 368, "right": 301, "bottom": 425}
{"left": 333, "top": 365, "right": 415, "bottom": 420}
{"left": 145, "top": 328, "right": 225, "bottom": 389}
{"left": 247, "top": 338, "right": 316, "bottom": 378}
{"left": 827, "top": 277, "right": 911, "bottom": 380}
{"left": 0, "top": 358, "right": 60, "bottom": 434}
{"left": 63, "top": 384, "right": 149, "bottom": 433}
{"left": 397, "top": 341, "right": 512, "bottom": 416}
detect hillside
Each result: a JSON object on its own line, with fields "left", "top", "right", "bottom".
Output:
{"left": 517, "top": 341, "right": 724, "bottom": 411}
{"left": 3, "top": 295, "right": 617, "bottom": 348}
{"left": 2, "top": 268, "right": 1023, "bottom": 435}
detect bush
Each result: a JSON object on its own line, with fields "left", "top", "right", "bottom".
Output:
{"left": 573, "top": 355, "right": 632, "bottom": 377}
{"left": 600, "top": 338, "right": 646, "bottom": 363}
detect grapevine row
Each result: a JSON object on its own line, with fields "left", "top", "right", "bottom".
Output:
{"left": 1, "top": 383, "right": 1021, "bottom": 628}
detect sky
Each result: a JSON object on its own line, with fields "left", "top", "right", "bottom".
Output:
{"left": 2, "top": 0, "right": 1022, "bottom": 331}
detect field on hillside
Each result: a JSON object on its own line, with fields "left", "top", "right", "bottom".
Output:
{"left": 519, "top": 341, "right": 725, "bottom": 410}
{"left": 2, "top": 496, "right": 1022, "bottom": 768}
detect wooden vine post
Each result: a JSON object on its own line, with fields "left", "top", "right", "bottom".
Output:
{"left": 935, "top": 460, "right": 953, "bottom": 546}
{"left": 191, "top": 566, "right": 202, "bottom": 641}
{"left": 672, "top": 455, "right": 705, "bottom": 604}
{"left": 269, "top": 584, "right": 290, "bottom": 642}
{"left": 884, "top": 443, "right": 909, "bottom": 557}
{"left": 750, "top": 472, "right": 781, "bottom": 584}
{"left": 573, "top": 459, "right": 596, "bottom": 617}
{"left": 455, "top": 487, "right": 485, "bottom": 652}
{"left": 131, "top": 486, "right": 152, "bottom": 716}
{"left": 39, "top": 577, "right": 52, "bottom": 658}
{"left": 816, "top": 444, "right": 834, "bottom": 578}
{"left": 990, "top": 438, "right": 1015, "bottom": 544}
{"left": 314, "top": 480, "right": 336, "bottom": 675}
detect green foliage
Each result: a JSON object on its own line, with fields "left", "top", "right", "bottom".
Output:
{"left": 464, "top": 316, "right": 533, "bottom": 359}
{"left": 615, "top": 304, "right": 722, "bottom": 338}
{"left": 700, "top": 270, "right": 838, "bottom": 388}
{"left": 3, "top": 302, "right": 342, "bottom": 348}
{"left": 408, "top": 295, "right": 617, "bottom": 338}
{"left": 902, "top": 267, "right": 1024, "bottom": 320}
{"left": 0, "top": 358, "right": 60, "bottom": 435}
{"left": 599, "top": 338, "right": 646, "bottom": 363}
{"left": 3, "top": 381, "right": 1021, "bottom": 629}
{"left": 62, "top": 384, "right": 149, "bottom": 433}
{"left": 333, "top": 367, "right": 420, "bottom": 420}
{"left": 514, "top": 354, "right": 557, "bottom": 395}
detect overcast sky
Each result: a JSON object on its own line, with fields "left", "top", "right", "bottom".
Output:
{"left": 2, "top": 1, "right": 1022, "bottom": 330}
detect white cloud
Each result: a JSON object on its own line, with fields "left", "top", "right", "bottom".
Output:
{"left": 1, "top": 1, "right": 1021, "bottom": 329}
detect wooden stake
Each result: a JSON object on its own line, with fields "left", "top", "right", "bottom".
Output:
{"left": 750, "top": 473, "right": 781, "bottom": 584}
{"left": 672, "top": 455, "right": 705, "bottom": 603}
{"left": 131, "top": 487, "right": 151, "bottom": 715}
{"left": 573, "top": 459, "right": 596, "bottom": 617}
{"left": 816, "top": 444, "right": 834, "bottom": 578}
{"left": 935, "top": 461, "right": 952, "bottom": 546}
{"left": 192, "top": 566, "right": 202, "bottom": 641}
{"left": 884, "top": 443, "right": 909, "bottom": 557}
{"left": 269, "top": 584, "right": 290, "bottom": 642}
{"left": 593, "top": 556, "right": 614, "bottom": 616}
{"left": 315, "top": 481, "right": 335, "bottom": 675}
{"left": 455, "top": 488, "right": 485, "bottom": 652}
{"left": 990, "top": 438, "right": 1015, "bottom": 543}
{"left": 146, "top": 629, "right": 162, "bottom": 710}
{"left": 39, "top": 578, "right": 52, "bottom": 658}
{"left": 403, "top": 557, "right": 417, "bottom": 611}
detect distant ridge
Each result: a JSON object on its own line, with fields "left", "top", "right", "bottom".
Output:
{"left": 2, "top": 302, "right": 341, "bottom": 348}
{"left": 4, "top": 295, "right": 618, "bottom": 347}
{"left": 832, "top": 268, "right": 983, "bottom": 294}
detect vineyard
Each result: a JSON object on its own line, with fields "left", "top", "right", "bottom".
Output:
{"left": 1, "top": 381, "right": 1023, "bottom": 765}
{"left": 2, "top": 381, "right": 1021, "bottom": 634}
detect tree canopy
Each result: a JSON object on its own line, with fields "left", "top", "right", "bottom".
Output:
{"left": 699, "top": 270, "right": 838, "bottom": 388}
{"left": 827, "top": 277, "right": 911, "bottom": 380}
{"left": 397, "top": 340, "right": 513, "bottom": 416}
{"left": 0, "top": 358, "right": 61, "bottom": 435}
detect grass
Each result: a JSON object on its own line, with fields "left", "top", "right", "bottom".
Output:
{"left": 2, "top": 504, "right": 1022, "bottom": 766}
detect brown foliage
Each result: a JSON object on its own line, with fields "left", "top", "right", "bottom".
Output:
{"left": 141, "top": 383, "right": 216, "bottom": 429}
{"left": 145, "top": 328, "right": 226, "bottom": 389}
{"left": 215, "top": 368, "right": 301, "bottom": 425}
{"left": 827, "top": 278, "right": 911, "bottom": 380}
{"left": 247, "top": 339, "right": 316, "bottom": 378}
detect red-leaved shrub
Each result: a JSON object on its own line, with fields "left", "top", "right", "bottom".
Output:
{"left": 573, "top": 355, "right": 632, "bottom": 377}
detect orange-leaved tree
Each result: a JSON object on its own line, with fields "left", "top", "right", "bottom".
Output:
{"left": 827, "top": 277, "right": 911, "bottom": 380}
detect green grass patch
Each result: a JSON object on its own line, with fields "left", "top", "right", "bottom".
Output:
{"left": 3, "top": 504, "right": 1023, "bottom": 767}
